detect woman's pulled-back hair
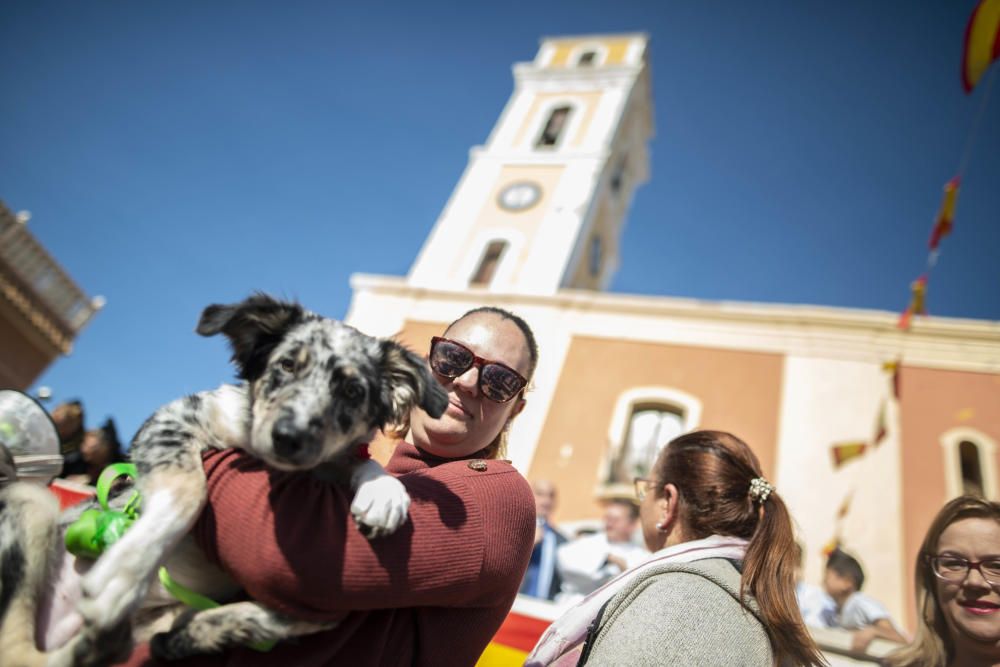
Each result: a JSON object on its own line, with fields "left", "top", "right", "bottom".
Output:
{"left": 446, "top": 306, "right": 538, "bottom": 459}
{"left": 886, "top": 495, "right": 1000, "bottom": 667}
{"left": 653, "top": 430, "right": 825, "bottom": 667}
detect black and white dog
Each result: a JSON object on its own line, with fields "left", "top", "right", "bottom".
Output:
{"left": 0, "top": 293, "right": 447, "bottom": 665}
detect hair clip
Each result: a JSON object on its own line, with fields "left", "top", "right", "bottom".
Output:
{"left": 748, "top": 477, "right": 774, "bottom": 504}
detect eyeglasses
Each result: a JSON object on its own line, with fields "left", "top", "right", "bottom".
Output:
{"left": 429, "top": 337, "right": 528, "bottom": 403}
{"left": 928, "top": 554, "right": 1000, "bottom": 586}
{"left": 634, "top": 477, "right": 655, "bottom": 502}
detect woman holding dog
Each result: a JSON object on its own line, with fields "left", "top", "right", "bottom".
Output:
{"left": 886, "top": 495, "right": 1000, "bottom": 667}
{"left": 120, "top": 306, "right": 538, "bottom": 666}
{"left": 526, "top": 430, "right": 825, "bottom": 666}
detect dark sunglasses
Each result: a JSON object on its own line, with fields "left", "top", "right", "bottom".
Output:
{"left": 429, "top": 336, "right": 527, "bottom": 403}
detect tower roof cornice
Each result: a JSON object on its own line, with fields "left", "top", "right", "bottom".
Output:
{"left": 538, "top": 32, "right": 649, "bottom": 44}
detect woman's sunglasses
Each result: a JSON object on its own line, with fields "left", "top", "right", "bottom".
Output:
{"left": 429, "top": 337, "right": 527, "bottom": 403}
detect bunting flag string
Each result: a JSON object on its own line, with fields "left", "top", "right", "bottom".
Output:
{"left": 831, "top": 2, "right": 997, "bottom": 565}
{"left": 897, "top": 0, "right": 998, "bottom": 331}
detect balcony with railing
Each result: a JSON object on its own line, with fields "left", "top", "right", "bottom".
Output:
{"left": 0, "top": 201, "right": 103, "bottom": 355}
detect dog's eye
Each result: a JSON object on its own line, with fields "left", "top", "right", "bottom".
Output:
{"left": 342, "top": 380, "right": 365, "bottom": 402}
{"left": 279, "top": 358, "right": 296, "bottom": 373}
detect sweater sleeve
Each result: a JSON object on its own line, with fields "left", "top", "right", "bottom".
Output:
{"left": 585, "top": 573, "right": 773, "bottom": 666}
{"left": 192, "top": 448, "right": 535, "bottom": 623}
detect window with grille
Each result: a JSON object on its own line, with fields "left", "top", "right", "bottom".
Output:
{"left": 606, "top": 404, "right": 685, "bottom": 485}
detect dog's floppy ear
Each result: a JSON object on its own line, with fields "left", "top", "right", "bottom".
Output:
{"left": 197, "top": 293, "right": 306, "bottom": 381}
{"left": 376, "top": 339, "right": 448, "bottom": 426}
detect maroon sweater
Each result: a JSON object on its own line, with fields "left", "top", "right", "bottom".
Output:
{"left": 119, "top": 442, "right": 534, "bottom": 666}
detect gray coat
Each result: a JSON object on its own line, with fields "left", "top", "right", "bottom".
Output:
{"left": 580, "top": 557, "right": 774, "bottom": 666}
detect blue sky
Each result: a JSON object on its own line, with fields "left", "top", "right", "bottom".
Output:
{"left": 2, "top": 1, "right": 998, "bottom": 443}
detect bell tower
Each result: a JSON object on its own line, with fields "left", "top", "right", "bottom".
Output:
{"left": 407, "top": 33, "right": 653, "bottom": 295}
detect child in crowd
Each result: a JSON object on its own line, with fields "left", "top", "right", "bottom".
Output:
{"left": 794, "top": 541, "right": 835, "bottom": 628}
{"left": 823, "top": 548, "right": 908, "bottom": 652}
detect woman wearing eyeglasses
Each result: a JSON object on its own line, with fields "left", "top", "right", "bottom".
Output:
{"left": 118, "top": 306, "right": 538, "bottom": 667}
{"left": 527, "top": 430, "right": 825, "bottom": 666}
{"left": 886, "top": 495, "right": 1000, "bottom": 667}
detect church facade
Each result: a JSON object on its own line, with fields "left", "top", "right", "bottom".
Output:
{"left": 345, "top": 33, "right": 1000, "bottom": 627}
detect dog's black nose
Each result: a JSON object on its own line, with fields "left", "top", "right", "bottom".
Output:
{"left": 272, "top": 418, "right": 305, "bottom": 459}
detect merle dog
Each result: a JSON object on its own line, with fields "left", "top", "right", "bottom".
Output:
{"left": 0, "top": 294, "right": 448, "bottom": 665}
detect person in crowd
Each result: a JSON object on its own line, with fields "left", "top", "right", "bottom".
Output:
{"left": 520, "top": 479, "right": 568, "bottom": 600}
{"left": 887, "top": 495, "right": 1000, "bottom": 667}
{"left": 110, "top": 305, "right": 539, "bottom": 666}
{"left": 823, "top": 547, "right": 908, "bottom": 651}
{"left": 555, "top": 497, "right": 649, "bottom": 603}
{"left": 526, "top": 430, "right": 825, "bottom": 666}
{"left": 63, "top": 418, "right": 125, "bottom": 486}
{"left": 51, "top": 399, "right": 89, "bottom": 478}
{"left": 795, "top": 540, "right": 835, "bottom": 628}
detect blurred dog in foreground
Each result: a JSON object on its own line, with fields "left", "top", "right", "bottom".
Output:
{"left": 0, "top": 293, "right": 448, "bottom": 665}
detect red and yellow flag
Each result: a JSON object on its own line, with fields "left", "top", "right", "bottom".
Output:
{"left": 963, "top": 0, "right": 1000, "bottom": 93}
{"left": 882, "top": 358, "right": 901, "bottom": 399}
{"left": 822, "top": 537, "right": 842, "bottom": 558}
{"left": 872, "top": 400, "right": 888, "bottom": 446}
{"left": 477, "top": 607, "right": 552, "bottom": 666}
{"left": 831, "top": 441, "right": 868, "bottom": 468}
{"left": 929, "top": 177, "right": 960, "bottom": 250}
{"left": 898, "top": 275, "right": 928, "bottom": 330}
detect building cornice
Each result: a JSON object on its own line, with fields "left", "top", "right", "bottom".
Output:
{"left": 349, "top": 274, "right": 1000, "bottom": 372}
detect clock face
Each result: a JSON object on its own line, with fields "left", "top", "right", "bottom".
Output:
{"left": 497, "top": 182, "right": 542, "bottom": 211}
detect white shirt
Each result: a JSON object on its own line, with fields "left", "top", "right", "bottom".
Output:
{"left": 796, "top": 581, "right": 835, "bottom": 628}
{"left": 555, "top": 532, "right": 649, "bottom": 604}
{"left": 824, "top": 591, "right": 893, "bottom": 630}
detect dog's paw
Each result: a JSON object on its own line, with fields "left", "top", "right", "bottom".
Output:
{"left": 151, "top": 627, "right": 205, "bottom": 661}
{"left": 79, "top": 548, "right": 154, "bottom": 631}
{"left": 53, "top": 610, "right": 134, "bottom": 667}
{"left": 350, "top": 474, "right": 410, "bottom": 538}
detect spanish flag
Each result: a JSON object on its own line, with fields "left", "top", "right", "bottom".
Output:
{"left": 929, "top": 177, "right": 960, "bottom": 251}
{"left": 882, "top": 358, "right": 901, "bottom": 399}
{"left": 962, "top": 0, "right": 1000, "bottom": 93}
{"left": 872, "top": 399, "right": 888, "bottom": 447}
{"left": 831, "top": 441, "right": 868, "bottom": 468}
{"left": 822, "top": 537, "right": 842, "bottom": 558}
{"left": 898, "top": 275, "right": 928, "bottom": 330}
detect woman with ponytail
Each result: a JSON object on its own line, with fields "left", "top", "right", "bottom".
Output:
{"left": 526, "top": 430, "right": 825, "bottom": 666}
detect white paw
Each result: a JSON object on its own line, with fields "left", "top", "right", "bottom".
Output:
{"left": 350, "top": 475, "right": 410, "bottom": 538}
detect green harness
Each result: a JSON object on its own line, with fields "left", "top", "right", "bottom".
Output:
{"left": 64, "top": 463, "right": 275, "bottom": 651}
